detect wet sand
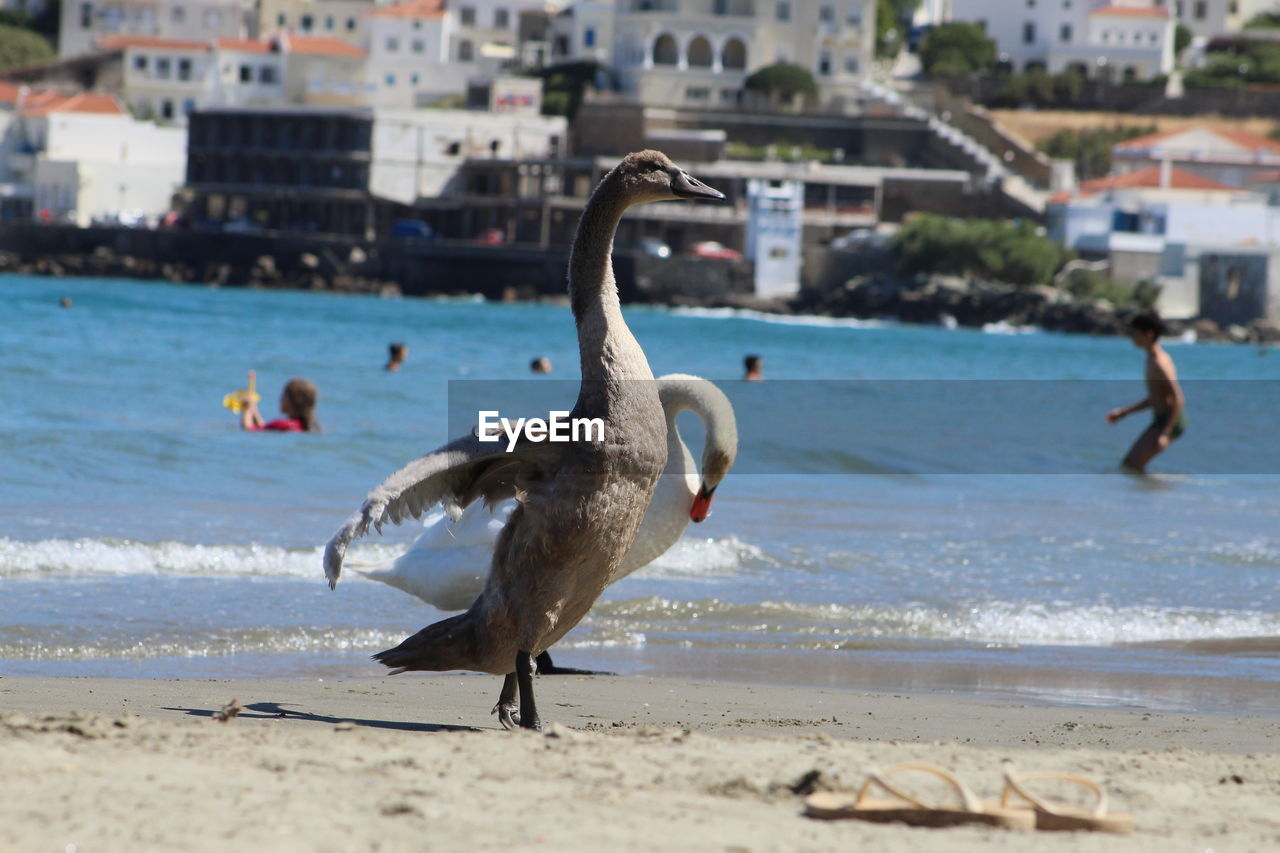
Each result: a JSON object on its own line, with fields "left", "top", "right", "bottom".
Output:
{"left": 2, "top": 674, "right": 1279, "bottom": 851}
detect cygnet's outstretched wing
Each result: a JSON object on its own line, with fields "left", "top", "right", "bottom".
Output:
{"left": 324, "top": 433, "right": 561, "bottom": 589}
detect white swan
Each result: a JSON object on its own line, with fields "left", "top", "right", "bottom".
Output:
{"left": 353, "top": 374, "right": 738, "bottom": 613}
{"left": 323, "top": 151, "right": 725, "bottom": 729}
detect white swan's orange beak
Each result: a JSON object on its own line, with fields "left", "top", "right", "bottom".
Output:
{"left": 690, "top": 484, "right": 716, "bottom": 523}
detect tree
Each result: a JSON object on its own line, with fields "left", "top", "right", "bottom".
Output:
{"left": 743, "top": 62, "right": 817, "bottom": 104}
{"left": 918, "top": 22, "right": 996, "bottom": 77}
{"left": 1174, "top": 23, "right": 1192, "bottom": 57}
{"left": 1245, "top": 12, "right": 1280, "bottom": 29}
{"left": 1036, "top": 124, "right": 1158, "bottom": 181}
{"left": 875, "top": 0, "right": 921, "bottom": 59}
{"left": 537, "top": 61, "right": 612, "bottom": 120}
{"left": 0, "top": 24, "right": 53, "bottom": 70}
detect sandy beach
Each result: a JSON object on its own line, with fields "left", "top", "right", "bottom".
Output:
{"left": 2, "top": 674, "right": 1278, "bottom": 852}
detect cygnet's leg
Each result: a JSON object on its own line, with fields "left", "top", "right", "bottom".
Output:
{"left": 515, "top": 650, "right": 542, "bottom": 731}
{"left": 491, "top": 673, "right": 519, "bottom": 730}
{"left": 534, "top": 650, "right": 615, "bottom": 676}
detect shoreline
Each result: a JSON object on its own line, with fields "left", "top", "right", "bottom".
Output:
{"left": 3, "top": 674, "right": 1279, "bottom": 851}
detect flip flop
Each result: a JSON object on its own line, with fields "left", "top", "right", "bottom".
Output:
{"left": 1000, "top": 766, "right": 1134, "bottom": 833}
{"left": 803, "top": 763, "right": 1035, "bottom": 830}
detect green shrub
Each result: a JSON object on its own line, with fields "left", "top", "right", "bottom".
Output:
{"left": 919, "top": 22, "right": 995, "bottom": 77}
{"left": 891, "top": 214, "right": 1068, "bottom": 286}
{"left": 0, "top": 23, "right": 53, "bottom": 70}
{"left": 1035, "top": 124, "right": 1158, "bottom": 180}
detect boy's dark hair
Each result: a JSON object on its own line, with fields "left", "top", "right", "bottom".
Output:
{"left": 744, "top": 354, "right": 761, "bottom": 371}
{"left": 389, "top": 342, "right": 406, "bottom": 358}
{"left": 1129, "top": 311, "right": 1167, "bottom": 338}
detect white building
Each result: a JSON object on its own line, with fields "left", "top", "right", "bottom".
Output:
{"left": 612, "top": 0, "right": 877, "bottom": 111}
{"left": 369, "top": 106, "right": 567, "bottom": 203}
{"left": 58, "top": 0, "right": 251, "bottom": 58}
{"left": 948, "top": 0, "right": 1175, "bottom": 80}
{"left": 259, "top": 0, "right": 375, "bottom": 48}
{"left": 0, "top": 89, "right": 186, "bottom": 224}
{"left": 1161, "top": 0, "right": 1275, "bottom": 40}
{"left": 363, "top": 0, "right": 554, "bottom": 107}
{"left": 102, "top": 32, "right": 368, "bottom": 123}
{"left": 550, "top": 0, "right": 614, "bottom": 64}
{"left": 1047, "top": 164, "right": 1274, "bottom": 317}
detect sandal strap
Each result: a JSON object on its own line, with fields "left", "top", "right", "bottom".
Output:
{"left": 1001, "top": 766, "right": 1109, "bottom": 818}
{"left": 858, "top": 763, "right": 984, "bottom": 813}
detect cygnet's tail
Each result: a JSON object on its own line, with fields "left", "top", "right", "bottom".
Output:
{"left": 373, "top": 612, "right": 480, "bottom": 674}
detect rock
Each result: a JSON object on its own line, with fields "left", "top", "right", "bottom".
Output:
{"left": 1192, "top": 318, "right": 1220, "bottom": 337}
{"left": 348, "top": 247, "right": 367, "bottom": 264}
{"left": 1227, "top": 324, "right": 1251, "bottom": 343}
{"left": 1248, "top": 318, "right": 1280, "bottom": 343}
{"left": 299, "top": 252, "right": 319, "bottom": 270}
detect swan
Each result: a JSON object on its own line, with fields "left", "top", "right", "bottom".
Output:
{"left": 323, "top": 151, "right": 725, "bottom": 729}
{"left": 352, "top": 374, "right": 738, "bottom": 670}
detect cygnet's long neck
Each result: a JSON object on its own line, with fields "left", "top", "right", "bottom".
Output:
{"left": 568, "top": 173, "right": 652, "bottom": 384}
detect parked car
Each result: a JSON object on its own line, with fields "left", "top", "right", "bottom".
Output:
{"left": 222, "top": 217, "right": 263, "bottom": 234}
{"left": 830, "top": 229, "right": 888, "bottom": 251}
{"left": 392, "top": 219, "right": 435, "bottom": 240}
{"left": 638, "top": 237, "right": 671, "bottom": 259}
{"left": 475, "top": 227, "right": 506, "bottom": 245}
{"left": 689, "top": 240, "right": 742, "bottom": 261}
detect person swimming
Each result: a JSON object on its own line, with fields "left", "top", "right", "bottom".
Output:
{"left": 1105, "top": 311, "right": 1184, "bottom": 474}
{"left": 743, "top": 354, "right": 763, "bottom": 381}
{"left": 237, "top": 377, "right": 319, "bottom": 432}
{"left": 386, "top": 342, "right": 408, "bottom": 372}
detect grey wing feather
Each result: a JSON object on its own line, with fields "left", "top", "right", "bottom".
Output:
{"left": 323, "top": 433, "right": 559, "bottom": 589}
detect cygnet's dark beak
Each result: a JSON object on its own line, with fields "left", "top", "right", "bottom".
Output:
{"left": 671, "top": 170, "right": 725, "bottom": 201}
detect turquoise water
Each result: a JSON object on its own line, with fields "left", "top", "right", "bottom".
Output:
{"left": 2, "top": 274, "right": 1279, "bottom": 714}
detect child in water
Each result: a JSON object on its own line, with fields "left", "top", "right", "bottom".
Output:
{"left": 239, "top": 377, "right": 319, "bottom": 432}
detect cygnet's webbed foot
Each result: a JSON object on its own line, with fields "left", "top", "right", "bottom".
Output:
{"left": 492, "top": 673, "right": 519, "bottom": 730}
{"left": 534, "top": 650, "right": 614, "bottom": 676}
{"left": 516, "top": 650, "right": 543, "bottom": 731}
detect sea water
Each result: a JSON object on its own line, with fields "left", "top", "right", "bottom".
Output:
{"left": 2, "top": 274, "right": 1279, "bottom": 714}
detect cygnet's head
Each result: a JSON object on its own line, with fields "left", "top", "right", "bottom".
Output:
{"left": 613, "top": 150, "right": 726, "bottom": 204}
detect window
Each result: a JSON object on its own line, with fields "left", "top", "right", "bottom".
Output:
{"left": 79, "top": 2, "right": 91, "bottom": 28}
{"left": 776, "top": 1, "right": 790, "bottom": 21}
{"left": 171, "top": 5, "right": 184, "bottom": 24}
{"left": 387, "top": 37, "right": 399, "bottom": 51}
{"left": 300, "top": 14, "right": 313, "bottom": 31}
{"left": 346, "top": 17, "right": 356, "bottom": 31}
{"left": 1194, "top": 1, "right": 1206, "bottom": 18}
{"left": 846, "top": 3, "right": 861, "bottom": 27}
{"left": 1059, "top": 23, "right": 1072, "bottom": 42}
{"left": 844, "top": 55, "right": 859, "bottom": 73}
{"left": 204, "top": 9, "right": 220, "bottom": 28}
{"left": 411, "top": 39, "right": 424, "bottom": 53}
{"left": 460, "top": 6, "right": 475, "bottom": 25}
{"left": 458, "top": 40, "right": 473, "bottom": 61}
{"left": 276, "top": 12, "right": 285, "bottom": 27}
{"left": 1023, "top": 21, "right": 1035, "bottom": 44}
{"left": 182, "top": 98, "right": 195, "bottom": 116}
{"left": 161, "top": 99, "right": 173, "bottom": 119}
{"left": 411, "top": 73, "right": 420, "bottom": 84}
{"left": 820, "top": 3, "right": 834, "bottom": 23}
{"left": 494, "top": 7, "right": 509, "bottom": 28}
{"left": 239, "top": 64, "right": 252, "bottom": 83}
{"left": 684, "top": 86, "right": 710, "bottom": 101}
{"left": 385, "top": 73, "right": 396, "bottom": 86}
{"left": 133, "top": 54, "right": 148, "bottom": 70}
{"left": 177, "top": 58, "right": 192, "bottom": 80}
{"left": 818, "top": 52, "right": 831, "bottom": 75}
{"left": 260, "top": 65, "right": 276, "bottom": 84}
{"left": 156, "top": 57, "right": 171, "bottom": 79}
{"left": 584, "top": 27, "right": 595, "bottom": 47}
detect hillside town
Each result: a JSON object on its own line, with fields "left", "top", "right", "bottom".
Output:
{"left": 1, "top": 0, "right": 1279, "bottom": 337}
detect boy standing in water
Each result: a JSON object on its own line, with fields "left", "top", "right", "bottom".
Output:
{"left": 1105, "top": 312, "right": 1185, "bottom": 474}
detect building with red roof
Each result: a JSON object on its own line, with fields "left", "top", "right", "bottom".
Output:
{"left": 1112, "top": 126, "right": 1280, "bottom": 188}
